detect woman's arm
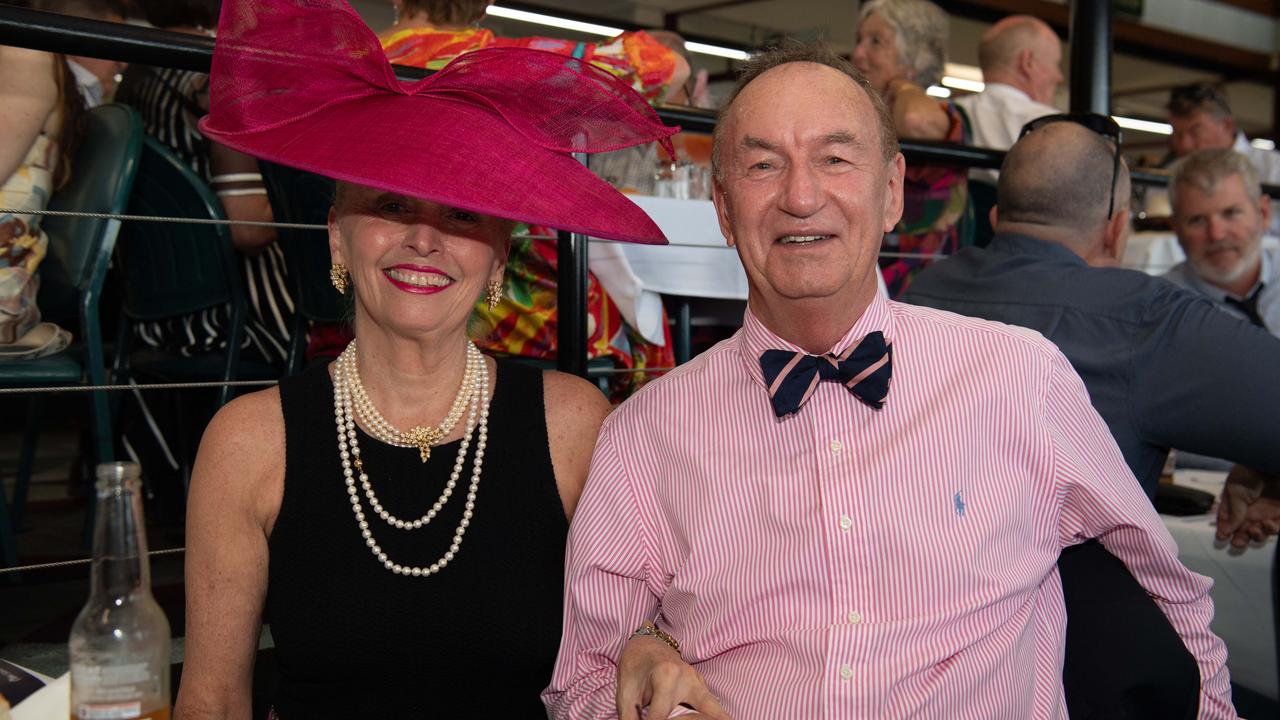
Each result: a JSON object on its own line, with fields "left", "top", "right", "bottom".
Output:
{"left": 886, "top": 78, "right": 950, "bottom": 140}
{"left": 542, "top": 370, "right": 613, "bottom": 521}
{"left": 191, "top": 75, "right": 278, "bottom": 255}
{"left": 208, "top": 140, "right": 278, "bottom": 255}
{"left": 0, "top": 46, "right": 58, "bottom": 184}
{"left": 174, "top": 389, "right": 285, "bottom": 720}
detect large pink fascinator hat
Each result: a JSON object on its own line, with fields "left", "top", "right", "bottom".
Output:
{"left": 199, "top": 0, "right": 678, "bottom": 244}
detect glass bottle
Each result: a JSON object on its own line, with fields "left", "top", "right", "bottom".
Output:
{"left": 69, "top": 462, "right": 171, "bottom": 720}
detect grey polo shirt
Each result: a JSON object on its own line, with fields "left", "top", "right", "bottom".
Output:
{"left": 901, "top": 232, "right": 1280, "bottom": 498}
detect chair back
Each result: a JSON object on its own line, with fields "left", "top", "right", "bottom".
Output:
{"left": 115, "top": 135, "right": 245, "bottom": 321}
{"left": 259, "top": 161, "right": 344, "bottom": 324}
{"left": 37, "top": 104, "right": 143, "bottom": 322}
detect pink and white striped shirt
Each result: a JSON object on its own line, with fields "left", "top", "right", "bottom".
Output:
{"left": 544, "top": 292, "right": 1233, "bottom": 719}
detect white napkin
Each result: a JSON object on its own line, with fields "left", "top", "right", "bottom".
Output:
{"left": 12, "top": 671, "right": 68, "bottom": 720}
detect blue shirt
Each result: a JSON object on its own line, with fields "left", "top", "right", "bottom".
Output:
{"left": 902, "top": 232, "right": 1280, "bottom": 497}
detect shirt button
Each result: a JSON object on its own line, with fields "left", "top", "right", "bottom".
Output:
{"left": 839, "top": 515, "right": 852, "bottom": 531}
{"left": 847, "top": 610, "right": 863, "bottom": 624}
{"left": 839, "top": 664, "right": 853, "bottom": 680}
{"left": 828, "top": 439, "right": 843, "bottom": 454}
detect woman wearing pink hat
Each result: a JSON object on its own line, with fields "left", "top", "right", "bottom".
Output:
{"left": 174, "top": 0, "right": 676, "bottom": 716}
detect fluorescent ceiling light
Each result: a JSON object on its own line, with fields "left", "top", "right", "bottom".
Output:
{"left": 487, "top": 6, "right": 751, "bottom": 60}
{"left": 683, "top": 41, "right": 751, "bottom": 61}
{"left": 1113, "top": 116, "right": 1173, "bottom": 135}
{"left": 1252, "top": 138, "right": 1276, "bottom": 151}
{"left": 940, "top": 76, "right": 984, "bottom": 93}
{"left": 925, "top": 85, "right": 951, "bottom": 98}
{"left": 485, "top": 6, "right": 621, "bottom": 36}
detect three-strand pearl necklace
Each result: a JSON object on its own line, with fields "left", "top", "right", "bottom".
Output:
{"left": 332, "top": 341, "right": 490, "bottom": 576}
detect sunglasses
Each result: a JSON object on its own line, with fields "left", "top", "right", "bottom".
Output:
{"left": 1018, "top": 113, "right": 1123, "bottom": 219}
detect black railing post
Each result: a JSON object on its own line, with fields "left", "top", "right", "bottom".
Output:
{"left": 555, "top": 155, "right": 589, "bottom": 378}
{"left": 1069, "top": 0, "right": 1113, "bottom": 115}
{"left": 554, "top": 229, "right": 589, "bottom": 377}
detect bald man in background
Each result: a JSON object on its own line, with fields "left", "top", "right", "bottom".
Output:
{"left": 904, "top": 117, "right": 1280, "bottom": 532}
{"left": 956, "top": 15, "right": 1062, "bottom": 245}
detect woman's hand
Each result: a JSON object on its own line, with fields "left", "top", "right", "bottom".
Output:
{"left": 1216, "top": 465, "right": 1280, "bottom": 548}
{"left": 884, "top": 77, "right": 950, "bottom": 140}
{"left": 617, "top": 635, "right": 731, "bottom": 720}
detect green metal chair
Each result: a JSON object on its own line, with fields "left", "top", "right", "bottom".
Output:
{"left": 0, "top": 104, "right": 143, "bottom": 568}
{"left": 112, "top": 135, "right": 275, "bottom": 409}
{"left": 258, "top": 160, "right": 345, "bottom": 375}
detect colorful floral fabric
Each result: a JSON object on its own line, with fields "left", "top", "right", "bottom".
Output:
{"left": 381, "top": 27, "right": 679, "bottom": 102}
{"left": 0, "top": 129, "right": 57, "bottom": 344}
{"left": 879, "top": 101, "right": 971, "bottom": 298}
{"left": 469, "top": 235, "right": 673, "bottom": 396}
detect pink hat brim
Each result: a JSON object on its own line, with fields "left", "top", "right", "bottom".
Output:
{"left": 202, "top": 94, "right": 667, "bottom": 245}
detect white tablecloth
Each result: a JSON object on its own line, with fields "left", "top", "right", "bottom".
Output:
{"left": 1162, "top": 470, "right": 1277, "bottom": 701}
{"left": 592, "top": 196, "right": 887, "bottom": 342}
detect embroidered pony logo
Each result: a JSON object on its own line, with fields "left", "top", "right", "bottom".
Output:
{"left": 954, "top": 491, "right": 966, "bottom": 518}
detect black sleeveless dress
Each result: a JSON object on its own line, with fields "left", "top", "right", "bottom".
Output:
{"left": 268, "top": 360, "right": 568, "bottom": 717}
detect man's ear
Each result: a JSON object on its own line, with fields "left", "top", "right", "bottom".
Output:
{"left": 712, "top": 177, "right": 735, "bottom": 248}
{"left": 1102, "top": 208, "right": 1131, "bottom": 263}
{"left": 1258, "top": 193, "right": 1271, "bottom": 229}
{"left": 881, "top": 153, "right": 906, "bottom": 233}
{"left": 1017, "top": 47, "right": 1036, "bottom": 79}
{"left": 988, "top": 204, "right": 999, "bottom": 231}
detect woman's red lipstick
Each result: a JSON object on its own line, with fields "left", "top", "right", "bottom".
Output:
{"left": 383, "top": 264, "right": 452, "bottom": 294}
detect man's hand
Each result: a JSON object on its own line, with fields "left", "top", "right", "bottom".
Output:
{"left": 617, "top": 635, "right": 731, "bottom": 720}
{"left": 1216, "top": 466, "right": 1280, "bottom": 548}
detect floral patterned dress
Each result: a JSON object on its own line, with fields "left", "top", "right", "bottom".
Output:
{"left": 879, "top": 101, "right": 972, "bottom": 298}
{"left": 0, "top": 128, "right": 58, "bottom": 344}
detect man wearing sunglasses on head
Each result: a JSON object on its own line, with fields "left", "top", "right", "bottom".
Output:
{"left": 902, "top": 113, "right": 1280, "bottom": 714}
{"left": 903, "top": 113, "right": 1280, "bottom": 511}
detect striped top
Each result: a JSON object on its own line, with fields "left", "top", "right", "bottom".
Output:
{"left": 116, "top": 65, "right": 294, "bottom": 366}
{"left": 545, "top": 291, "right": 1233, "bottom": 719}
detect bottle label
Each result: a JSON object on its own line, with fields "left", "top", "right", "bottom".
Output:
{"left": 76, "top": 701, "right": 142, "bottom": 719}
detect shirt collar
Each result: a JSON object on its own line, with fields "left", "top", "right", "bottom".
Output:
{"left": 67, "top": 60, "right": 103, "bottom": 107}
{"left": 989, "top": 232, "right": 1090, "bottom": 266}
{"left": 982, "top": 82, "right": 1034, "bottom": 103}
{"left": 738, "top": 290, "right": 895, "bottom": 388}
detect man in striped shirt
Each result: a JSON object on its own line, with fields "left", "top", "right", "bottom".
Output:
{"left": 544, "top": 45, "right": 1234, "bottom": 719}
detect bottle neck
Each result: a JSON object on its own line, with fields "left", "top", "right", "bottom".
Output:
{"left": 89, "top": 478, "right": 151, "bottom": 599}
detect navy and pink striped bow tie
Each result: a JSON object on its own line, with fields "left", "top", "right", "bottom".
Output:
{"left": 759, "top": 331, "right": 892, "bottom": 417}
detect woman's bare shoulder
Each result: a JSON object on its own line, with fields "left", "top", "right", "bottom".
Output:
{"left": 541, "top": 370, "right": 612, "bottom": 432}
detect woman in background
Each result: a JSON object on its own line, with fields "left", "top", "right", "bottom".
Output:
{"left": 0, "top": 0, "right": 86, "bottom": 358}
{"left": 853, "top": 0, "right": 970, "bottom": 297}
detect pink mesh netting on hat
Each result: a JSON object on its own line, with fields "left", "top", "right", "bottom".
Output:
{"left": 201, "top": 0, "right": 678, "bottom": 158}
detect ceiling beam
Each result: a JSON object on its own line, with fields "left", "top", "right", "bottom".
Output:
{"left": 937, "top": 0, "right": 1277, "bottom": 83}
{"left": 663, "top": 0, "right": 767, "bottom": 30}
{"left": 1213, "top": 0, "right": 1279, "bottom": 17}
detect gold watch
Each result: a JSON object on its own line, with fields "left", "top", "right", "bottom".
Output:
{"left": 630, "top": 621, "right": 680, "bottom": 653}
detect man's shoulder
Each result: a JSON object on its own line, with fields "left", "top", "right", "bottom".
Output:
{"left": 605, "top": 334, "right": 741, "bottom": 423}
{"left": 889, "top": 300, "right": 1058, "bottom": 361}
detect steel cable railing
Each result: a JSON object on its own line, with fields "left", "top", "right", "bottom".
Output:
{"left": 0, "top": 3, "right": 1259, "bottom": 385}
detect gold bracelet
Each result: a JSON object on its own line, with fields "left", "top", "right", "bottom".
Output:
{"left": 630, "top": 621, "right": 680, "bottom": 653}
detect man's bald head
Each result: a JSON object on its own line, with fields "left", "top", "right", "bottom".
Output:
{"left": 978, "top": 16, "right": 1062, "bottom": 104}
{"left": 998, "top": 121, "right": 1129, "bottom": 237}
